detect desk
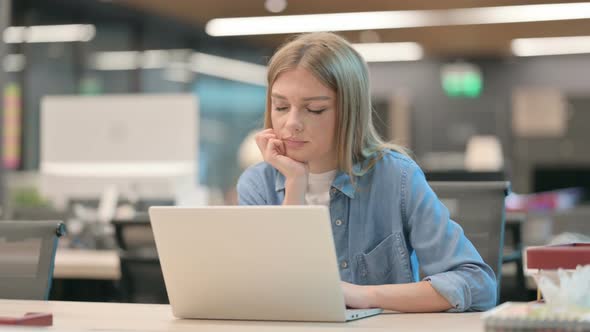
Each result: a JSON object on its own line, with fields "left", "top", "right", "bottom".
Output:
{"left": 0, "top": 299, "right": 485, "bottom": 331}
{"left": 50, "top": 249, "right": 121, "bottom": 302}
{"left": 54, "top": 248, "right": 120, "bottom": 280}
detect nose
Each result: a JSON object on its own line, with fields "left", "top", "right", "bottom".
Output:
{"left": 284, "top": 108, "right": 303, "bottom": 133}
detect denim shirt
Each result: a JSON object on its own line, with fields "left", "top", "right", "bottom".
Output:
{"left": 237, "top": 150, "right": 497, "bottom": 312}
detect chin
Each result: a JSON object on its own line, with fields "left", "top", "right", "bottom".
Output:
{"left": 285, "top": 151, "right": 309, "bottom": 163}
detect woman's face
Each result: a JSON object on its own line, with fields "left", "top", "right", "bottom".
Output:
{"left": 270, "top": 67, "right": 338, "bottom": 173}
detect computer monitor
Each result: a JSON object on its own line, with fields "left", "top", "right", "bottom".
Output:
{"left": 40, "top": 94, "right": 199, "bottom": 209}
{"left": 534, "top": 166, "right": 590, "bottom": 202}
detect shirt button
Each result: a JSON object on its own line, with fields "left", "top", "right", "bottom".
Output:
{"left": 335, "top": 219, "right": 343, "bottom": 226}
{"left": 340, "top": 260, "right": 348, "bottom": 269}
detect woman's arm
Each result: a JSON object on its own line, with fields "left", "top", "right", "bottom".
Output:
{"left": 283, "top": 177, "right": 307, "bottom": 205}
{"left": 341, "top": 157, "right": 497, "bottom": 312}
{"left": 342, "top": 281, "right": 452, "bottom": 312}
{"left": 401, "top": 161, "right": 497, "bottom": 312}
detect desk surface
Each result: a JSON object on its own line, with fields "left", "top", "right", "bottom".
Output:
{"left": 53, "top": 248, "right": 120, "bottom": 280}
{"left": 0, "top": 299, "right": 485, "bottom": 332}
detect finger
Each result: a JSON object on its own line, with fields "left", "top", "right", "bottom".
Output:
{"left": 268, "top": 138, "right": 283, "bottom": 153}
{"left": 255, "top": 137, "right": 267, "bottom": 153}
{"left": 275, "top": 139, "right": 285, "bottom": 155}
{"left": 255, "top": 132, "right": 277, "bottom": 144}
{"left": 255, "top": 129, "right": 274, "bottom": 139}
{"left": 261, "top": 128, "right": 274, "bottom": 134}
{"left": 255, "top": 133, "right": 276, "bottom": 152}
{"left": 269, "top": 139, "right": 287, "bottom": 158}
{"left": 255, "top": 128, "right": 275, "bottom": 140}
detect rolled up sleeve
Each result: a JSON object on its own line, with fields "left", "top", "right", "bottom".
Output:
{"left": 402, "top": 161, "right": 497, "bottom": 312}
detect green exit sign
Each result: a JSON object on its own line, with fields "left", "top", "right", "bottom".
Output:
{"left": 441, "top": 63, "right": 483, "bottom": 98}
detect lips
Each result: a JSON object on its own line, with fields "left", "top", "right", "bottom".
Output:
{"left": 283, "top": 138, "right": 308, "bottom": 149}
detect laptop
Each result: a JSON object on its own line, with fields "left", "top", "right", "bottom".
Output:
{"left": 149, "top": 206, "right": 383, "bottom": 322}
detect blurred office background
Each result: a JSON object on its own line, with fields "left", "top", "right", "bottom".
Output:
{"left": 1, "top": 0, "right": 589, "bottom": 304}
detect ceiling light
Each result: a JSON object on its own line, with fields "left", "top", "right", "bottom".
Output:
{"left": 511, "top": 36, "right": 590, "bottom": 56}
{"left": 190, "top": 53, "right": 267, "bottom": 86}
{"left": 90, "top": 51, "right": 140, "bottom": 71}
{"left": 89, "top": 49, "right": 266, "bottom": 85}
{"left": 206, "top": 2, "right": 590, "bottom": 36}
{"left": 265, "top": 0, "right": 287, "bottom": 13}
{"left": 3, "top": 54, "right": 26, "bottom": 72}
{"left": 141, "top": 50, "right": 170, "bottom": 69}
{"left": 352, "top": 42, "right": 423, "bottom": 62}
{"left": 3, "top": 27, "right": 23, "bottom": 43}
{"left": 141, "top": 49, "right": 191, "bottom": 69}
{"left": 206, "top": 12, "right": 424, "bottom": 36}
{"left": 164, "top": 62, "right": 194, "bottom": 83}
{"left": 3, "top": 24, "right": 96, "bottom": 43}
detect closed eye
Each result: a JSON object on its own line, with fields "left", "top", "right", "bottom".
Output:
{"left": 307, "top": 108, "right": 327, "bottom": 114}
{"left": 274, "top": 106, "right": 289, "bottom": 111}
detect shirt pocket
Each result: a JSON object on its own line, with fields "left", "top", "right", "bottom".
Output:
{"left": 355, "top": 233, "right": 396, "bottom": 285}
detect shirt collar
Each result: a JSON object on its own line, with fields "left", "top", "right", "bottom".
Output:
{"left": 274, "top": 164, "right": 359, "bottom": 199}
{"left": 331, "top": 170, "right": 356, "bottom": 199}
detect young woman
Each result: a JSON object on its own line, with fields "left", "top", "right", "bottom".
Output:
{"left": 237, "top": 32, "right": 496, "bottom": 313}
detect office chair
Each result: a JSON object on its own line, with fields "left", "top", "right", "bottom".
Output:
{"left": 0, "top": 220, "right": 65, "bottom": 300}
{"left": 112, "top": 216, "right": 168, "bottom": 304}
{"left": 428, "top": 181, "right": 510, "bottom": 296}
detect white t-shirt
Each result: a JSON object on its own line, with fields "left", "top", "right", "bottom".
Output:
{"left": 305, "top": 169, "right": 338, "bottom": 207}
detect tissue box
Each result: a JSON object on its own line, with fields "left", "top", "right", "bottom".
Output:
{"left": 525, "top": 243, "right": 590, "bottom": 303}
{"left": 526, "top": 243, "right": 590, "bottom": 270}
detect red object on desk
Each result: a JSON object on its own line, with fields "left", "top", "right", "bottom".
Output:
{"left": 0, "top": 312, "right": 53, "bottom": 326}
{"left": 526, "top": 243, "right": 590, "bottom": 270}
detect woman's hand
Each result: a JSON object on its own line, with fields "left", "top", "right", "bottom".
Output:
{"left": 342, "top": 281, "right": 453, "bottom": 312}
{"left": 255, "top": 128, "right": 309, "bottom": 180}
{"left": 255, "top": 129, "right": 308, "bottom": 204}
{"left": 342, "top": 281, "right": 376, "bottom": 309}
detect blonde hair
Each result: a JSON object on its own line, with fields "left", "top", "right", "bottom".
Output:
{"left": 265, "top": 32, "right": 409, "bottom": 179}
